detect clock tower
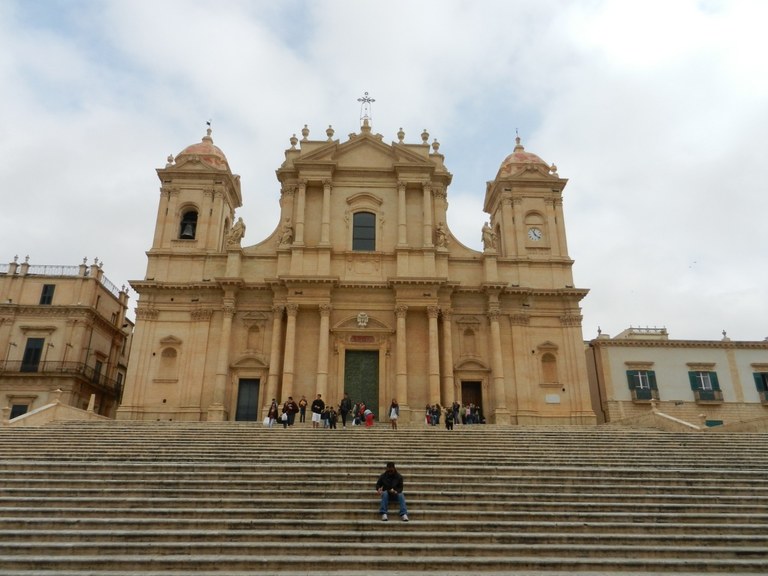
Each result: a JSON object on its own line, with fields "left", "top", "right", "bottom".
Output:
{"left": 483, "top": 136, "right": 574, "bottom": 290}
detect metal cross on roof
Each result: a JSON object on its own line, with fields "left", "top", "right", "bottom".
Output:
{"left": 358, "top": 91, "right": 375, "bottom": 125}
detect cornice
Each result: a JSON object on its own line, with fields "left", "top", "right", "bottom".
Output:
{"left": 589, "top": 338, "right": 768, "bottom": 350}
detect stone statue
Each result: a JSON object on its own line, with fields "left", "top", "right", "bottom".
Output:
{"left": 435, "top": 222, "right": 449, "bottom": 248}
{"left": 481, "top": 222, "right": 497, "bottom": 251}
{"left": 226, "top": 217, "right": 246, "bottom": 246}
{"left": 279, "top": 222, "right": 294, "bottom": 246}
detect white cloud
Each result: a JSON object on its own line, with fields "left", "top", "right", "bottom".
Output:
{"left": 1, "top": 0, "right": 765, "bottom": 342}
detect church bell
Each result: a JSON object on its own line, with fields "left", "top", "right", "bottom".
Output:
{"left": 180, "top": 224, "right": 195, "bottom": 239}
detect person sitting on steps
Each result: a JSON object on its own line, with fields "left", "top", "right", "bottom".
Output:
{"left": 376, "top": 461, "right": 408, "bottom": 522}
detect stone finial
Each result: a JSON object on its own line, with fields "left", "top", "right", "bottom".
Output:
{"left": 397, "top": 127, "right": 405, "bottom": 143}
{"left": 166, "top": 154, "right": 174, "bottom": 167}
{"left": 289, "top": 134, "right": 298, "bottom": 149}
{"left": 421, "top": 128, "right": 429, "bottom": 144}
{"left": 432, "top": 139, "right": 440, "bottom": 154}
{"left": 326, "top": 125, "right": 335, "bottom": 141}
{"left": 301, "top": 124, "right": 310, "bottom": 141}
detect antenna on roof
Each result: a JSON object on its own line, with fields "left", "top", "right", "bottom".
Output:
{"left": 357, "top": 91, "right": 375, "bottom": 126}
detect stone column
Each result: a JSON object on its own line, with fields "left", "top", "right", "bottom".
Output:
{"left": 281, "top": 303, "right": 299, "bottom": 399}
{"left": 266, "top": 304, "right": 284, "bottom": 406}
{"left": 488, "top": 306, "right": 510, "bottom": 423}
{"left": 295, "top": 179, "right": 306, "bottom": 245}
{"left": 397, "top": 180, "right": 407, "bottom": 246}
{"left": 208, "top": 298, "right": 236, "bottom": 421}
{"left": 320, "top": 179, "right": 332, "bottom": 246}
{"left": 395, "top": 304, "right": 408, "bottom": 404}
{"left": 422, "top": 181, "right": 433, "bottom": 247}
{"left": 440, "top": 308, "right": 454, "bottom": 407}
{"left": 315, "top": 304, "right": 332, "bottom": 399}
{"left": 427, "top": 306, "right": 441, "bottom": 403}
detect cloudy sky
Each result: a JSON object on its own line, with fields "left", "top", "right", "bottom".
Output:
{"left": 1, "top": 0, "right": 766, "bottom": 341}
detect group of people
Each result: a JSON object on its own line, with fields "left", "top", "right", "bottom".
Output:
{"left": 264, "top": 392, "right": 381, "bottom": 429}
{"left": 425, "top": 401, "right": 484, "bottom": 429}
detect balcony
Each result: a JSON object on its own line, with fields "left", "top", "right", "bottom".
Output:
{"left": 0, "top": 361, "right": 122, "bottom": 396}
{"left": 694, "top": 389, "right": 723, "bottom": 404}
{"left": 631, "top": 387, "right": 659, "bottom": 403}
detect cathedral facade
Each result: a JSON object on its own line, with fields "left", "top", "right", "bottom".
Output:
{"left": 118, "top": 120, "right": 595, "bottom": 425}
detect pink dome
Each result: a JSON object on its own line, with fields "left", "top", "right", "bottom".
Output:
{"left": 497, "top": 136, "right": 548, "bottom": 177}
{"left": 176, "top": 128, "right": 230, "bottom": 171}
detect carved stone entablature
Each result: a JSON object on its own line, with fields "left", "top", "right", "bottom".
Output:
{"left": 19, "top": 324, "right": 57, "bottom": 334}
{"left": 281, "top": 185, "right": 296, "bottom": 197}
{"left": 501, "top": 197, "right": 514, "bottom": 207}
{"left": 513, "top": 196, "right": 523, "bottom": 205}
{"left": 191, "top": 308, "right": 214, "bottom": 321}
{"left": 455, "top": 315, "right": 481, "bottom": 329}
{"left": 509, "top": 313, "right": 530, "bottom": 326}
{"left": 161, "top": 185, "right": 180, "bottom": 198}
{"left": 332, "top": 314, "right": 391, "bottom": 334}
{"left": 136, "top": 307, "right": 159, "bottom": 320}
{"left": 339, "top": 333, "right": 386, "bottom": 347}
{"left": 559, "top": 314, "right": 583, "bottom": 327}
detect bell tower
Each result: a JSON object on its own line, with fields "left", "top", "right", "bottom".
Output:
{"left": 483, "top": 136, "right": 574, "bottom": 289}
{"left": 146, "top": 128, "right": 242, "bottom": 282}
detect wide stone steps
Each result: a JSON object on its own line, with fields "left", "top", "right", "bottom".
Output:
{"left": 1, "top": 528, "right": 766, "bottom": 547}
{"left": 1, "top": 421, "right": 767, "bottom": 574}
{"left": 0, "top": 552, "right": 766, "bottom": 573}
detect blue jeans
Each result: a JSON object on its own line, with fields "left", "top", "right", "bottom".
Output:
{"left": 379, "top": 491, "right": 408, "bottom": 516}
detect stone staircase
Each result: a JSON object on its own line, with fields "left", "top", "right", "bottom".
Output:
{"left": 0, "top": 420, "right": 767, "bottom": 575}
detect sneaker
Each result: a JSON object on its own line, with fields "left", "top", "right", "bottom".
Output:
{"left": 401, "top": 514, "right": 409, "bottom": 522}
{"left": 381, "top": 514, "right": 388, "bottom": 521}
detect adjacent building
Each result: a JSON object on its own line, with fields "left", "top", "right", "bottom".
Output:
{"left": 118, "top": 121, "right": 596, "bottom": 425}
{"left": 0, "top": 257, "right": 132, "bottom": 418}
{"left": 587, "top": 327, "right": 768, "bottom": 425}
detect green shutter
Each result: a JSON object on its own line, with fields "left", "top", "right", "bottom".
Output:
{"left": 688, "top": 371, "right": 698, "bottom": 390}
{"left": 626, "top": 370, "right": 637, "bottom": 389}
{"left": 648, "top": 371, "right": 658, "bottom": 390}
{"left": 710, "top": 371, "right": 720, "bottom": 391}
{"left": 755, "top": 373, "right": 768, "bottom": 392}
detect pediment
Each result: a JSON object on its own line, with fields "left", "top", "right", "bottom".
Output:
{"left": 159, "top": 335, "right": 183, "bottom": 346}
{"left": 297, "top": 133, "right": 432, "bottom": 172}
{"left": 455, "top": 358, "right": 490, "bottom": 372}
{"left": 232, "top": 353, "right": 268, "bottom": 368}
{"left": 537, "top": 340, "right": 559, "bottom": 352}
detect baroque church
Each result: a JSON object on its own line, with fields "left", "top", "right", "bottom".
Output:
{"left": 117, "top": 116, "right": 596, "bottom": 425}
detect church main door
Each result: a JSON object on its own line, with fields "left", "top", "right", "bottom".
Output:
{"left": 235, "top": 378, "right": 260, "bottom": 421}
{"left": 344, "top": 350, "right": 379, "bottom": 418}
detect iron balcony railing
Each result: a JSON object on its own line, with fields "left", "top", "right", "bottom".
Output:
{"left": 0, "top": 361, "right": 122, "bottom": 395}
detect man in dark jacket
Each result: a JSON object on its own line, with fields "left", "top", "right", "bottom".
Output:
{"left": 376, "top": 461, "right": 408, "bottom": 521}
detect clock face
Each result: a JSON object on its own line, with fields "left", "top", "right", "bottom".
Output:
{"left": 527, "top": 227, "right": 543, "bottom": 241}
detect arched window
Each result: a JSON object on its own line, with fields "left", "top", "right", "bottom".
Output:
{"left": 352, "top": 211, "right": 376, "bottom": 251}
{"left": 179, "top": 210, "right": 198, "bottom": 239}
